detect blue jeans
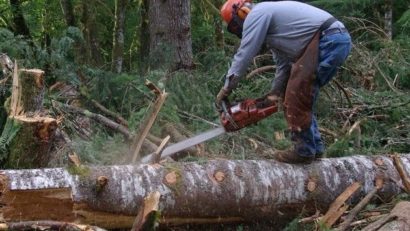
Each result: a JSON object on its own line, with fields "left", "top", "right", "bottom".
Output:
{"left": 293, "top": 32, "right": 352, "bottom": 157}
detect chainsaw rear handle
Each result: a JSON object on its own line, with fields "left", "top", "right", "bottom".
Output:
{"left": 220, "top": 97, "right": 279, "bottom": 132}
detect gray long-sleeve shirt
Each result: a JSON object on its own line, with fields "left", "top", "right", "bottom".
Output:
{"left": 225, "top": 1, "right": 344, "bottom": 95}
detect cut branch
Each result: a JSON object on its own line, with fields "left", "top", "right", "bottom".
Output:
{"left": 152, "top": 135, "right": 170, "bottom": 164}
{"left": 391, "top": 153, "right": 410, "bottom": 193}
{"left": 130, "top": 80, "right": 168, "bottom": 163}
{"left": 320, "top": 182, "right": 362, "bottom": 228}
{"left": 336, "top": 181, "right": 382, "bottom": 231}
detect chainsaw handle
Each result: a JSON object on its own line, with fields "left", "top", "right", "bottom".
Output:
{"left": 221, "top": 99, "right": 229, "bottom": 114}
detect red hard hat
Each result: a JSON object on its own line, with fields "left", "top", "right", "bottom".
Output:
{"left": 220, "top": 0, "right": 251, "bottom": 24}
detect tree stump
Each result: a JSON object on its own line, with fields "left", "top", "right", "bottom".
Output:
{"left": 2, "top": 67, "right": 57, "bottom": 168}
{"left": 6, "top": 116, "right": 57, "bottom": 168}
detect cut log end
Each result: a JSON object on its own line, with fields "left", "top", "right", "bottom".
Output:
{"left": 164, "top": 171, "right": 178, "bottom": 185}
{"left": 14, "top": 115, "right": 57, "bottom": 143}
{"left": 20, "top": 68, "right": 45, "bottom": 88}
{"left": 214, "top": 171, "right": 226, "bottom": 182}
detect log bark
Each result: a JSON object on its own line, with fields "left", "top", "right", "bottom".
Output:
{"left": 0, "top": 154, "right": 409, "bottom": 229}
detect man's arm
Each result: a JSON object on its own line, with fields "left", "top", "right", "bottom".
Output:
{"left": 224, "top": 10, "right": 272, "bottom": 90}
{"left": 270, "top": 52, "right": 291, "bottom": 97}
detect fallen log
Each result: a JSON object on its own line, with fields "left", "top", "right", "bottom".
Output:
{"left": 0, "top": 154, "right": 409, "bottom": 229}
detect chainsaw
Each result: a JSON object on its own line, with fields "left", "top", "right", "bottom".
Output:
{"left": 140, "top": 97, "right": 278, "bottom": 164}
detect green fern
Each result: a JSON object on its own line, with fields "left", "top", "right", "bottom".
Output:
{"left": 0, "top": 118, "right": 21, "bottom": 163}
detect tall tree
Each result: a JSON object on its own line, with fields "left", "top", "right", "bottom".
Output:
{"left": 148, "top": 0, "right": 194, "bottom": 71}
{"left": 81, "top": 0, "right": 103, "bottom": 67}
{"left": 384, "top": 0, "right": 393, "bottom": 40}
{"left": 111, "top": 0, "right": 128, "bottom": 73}
{"left": 9, "top": 0, "right": 31, "bottom": 39}
{"left": 139, "top": 0, "right": 150, "bottom": 74}
{"left": 60, "top": 0, "right": 76, "bottom": 27}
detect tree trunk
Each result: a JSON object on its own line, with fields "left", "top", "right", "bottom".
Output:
{"left": 211, "top": 0, "right": 225, "bottom": 49}
{"left": 81, "top": 0, "right": 103, "bottom": 66}
{"left": 138, "top": 0, "right": 150, "bottom": 74}
{"left": 0, "top": 154, "right": 408, "bottom": 229}
{"left": 148, "top": 0, "right": 194, "bottom": 71}
{"left": 111, "top": 0, "right": 128, "bottom": 73}
{"left": 384, "top": 0, "right": 393, "bottom": 40}
{"left": 9, "top": 0, "right": 31, "bottom": 39}
{"left": 60, "top": 0, "right": 76, "bottom": 27}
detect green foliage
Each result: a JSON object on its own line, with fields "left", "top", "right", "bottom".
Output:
{"left": 0, "top": 28, "right": 32, "bottom": 63}
{"left": 282, "top": 217, "right": 317, "bottom": 231}
{"left": 396, "top": 9, "right": 410, "bottom": 35}
{"left": 0, "top": 119, "right": 21, "bottom": 165}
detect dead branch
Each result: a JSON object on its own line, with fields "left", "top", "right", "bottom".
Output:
{"left": 246, "top": 65, "right": 276, "bottom": 79}
{"left": 90, "top": 99, "right": 128, "bottom": 127}
{"left": 177, "top": 110, "right": 219, "bottom": 127}
{"left": 298, "top": 210, "right": 321, "bottom": 224}
{"left": 52, "top": 100, "right": 132, "bottom": 141}
{"left": 332, "top": 79, "right": 352, "bottom": 108}
{"left": 348, "top": 119, "right": 365, "bottom": 148}
{"left": 252, "top": 53, "right": 273, "bottom": 67}
{"left": 374, "top": 61, "right": 399, "bottom": 93}
{"left": 361, "top": 201, "right": 410, "bottom": 231}
{"left": 320, "top": 182, "right": 362, "bottom": 228}
{"left": 391, "top": 153, "right": 410, "bottom": 193}
{"left": 336, "top": 180, "right": 382, "bottom": 231}
{"left": 152, "top": 136, "right": 171, "bottom": 164}
{"left": 130, "top": 80, "right": 168, "bottom": 163}
{"left": 319, "top": 127, "right": 338, "bottom": 139}
{"left": 348, "top": 214, "right": 387, "bottom": 228}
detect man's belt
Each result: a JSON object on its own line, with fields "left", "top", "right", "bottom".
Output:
{"left": 321, "top": 27, "right": 348, "bottom": 37}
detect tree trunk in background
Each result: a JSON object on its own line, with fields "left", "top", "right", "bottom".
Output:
{"left": 148, "top": 0, "right": 194, "bottom": 71}
{"left": 139, "top": 0, "right": 150, "bottom": 74}
{"left": 111, "top": 0, "right": 128, "bottom": 73}
{"left": 81, "top": 0, "right": 103, "bottom": 67}
{"left": 9, "top": 0, "right": 31, "bottom": 39}
{"left": 384, "top": 0, "right": 393, "bottom": 40}
{"left": 212, "top": 0, "right": 225, "bottom": 49}
{"left": 1, "top": 155, "right": 408, "bottom": 229}
{"left": 60, "top": 0, "right": 76, "bottom": 27}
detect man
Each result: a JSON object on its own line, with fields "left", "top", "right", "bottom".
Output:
{"left": 216, "top": 0, "right": 352, "bottom": 163}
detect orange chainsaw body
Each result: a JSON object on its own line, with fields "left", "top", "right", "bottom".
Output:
{"left": 220, "top": 98, "right": 278, "bottom": 132}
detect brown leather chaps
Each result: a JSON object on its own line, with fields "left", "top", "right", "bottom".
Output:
{"left": 283, "top": 32, "right": 320, "bottom": 132}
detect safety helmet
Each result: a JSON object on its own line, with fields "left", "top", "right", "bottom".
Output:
{"left": 220, "top": 0, "right": 252, "bottom": 24}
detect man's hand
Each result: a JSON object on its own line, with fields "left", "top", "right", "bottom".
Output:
{"left": 215, "top": 87, "right": 231, "bottom": 112}
{"left": 257, "top": 93, "right": 283, "bottom": 109}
